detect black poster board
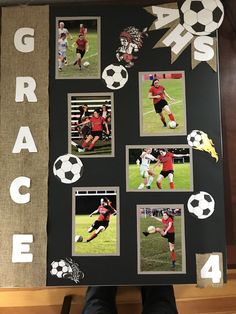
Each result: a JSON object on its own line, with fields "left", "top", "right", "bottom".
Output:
{"left": 47, "top": 1, "right": 226, "bottom": 287}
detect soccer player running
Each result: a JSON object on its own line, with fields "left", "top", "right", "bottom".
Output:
{"left": 73, "top": 33, "right": 89, "bottom": 70}
{"left": 156, "top": 149, "right": 189, "bottom": 190}
{"left": 138, "top": 147, "right": 157, "bottom": 190}
{"left": 77, "top": 109, "right": 109, "bottom": 151}
{"left": 86, "top": 197, "right": 117, "bottom": 242}
{"left": 143, "top": 211, "right": 176, "bottom": 269}
{"left": 58, "top": 33, "right": 68, "bottom": 71}
{"left": 148, "top": 78, "right": 177, "bottom": 128}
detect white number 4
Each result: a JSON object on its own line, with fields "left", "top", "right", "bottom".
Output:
{"left": 200, "top": 254, "right": 222, "bottom": 283}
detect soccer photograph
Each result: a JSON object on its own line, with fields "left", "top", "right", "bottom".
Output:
{"left": 126, "top": 145, "right": 193, "bottom": 192}
{"left": 137, "top": 205, "right": 186, "bottom": 274}
{"left": 139, "top": 71, "right": 187, "bottom": 136}
{"left": 72, "top": 187, "right": 119, "bottom": 256}
{"left": 68, "top": 93, "right": 114, "bottom": 158}
{"left": 56, "top": 17, "right": 100, "bottom": 79}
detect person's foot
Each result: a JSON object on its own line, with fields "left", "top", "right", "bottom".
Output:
{"left": 58, "top": 67, "right": 62, "bottom": 72}
{"left": 143, "top": 231, "right": 149, "bottom": 237}
{"left": 171, "top": 261, "right": 176, "bottom": 270}
{"left": 146, "top": 185, "right": 151, "bottom": 189}
{"left": 162, "top": 122, "right": 167, "bottom": 128}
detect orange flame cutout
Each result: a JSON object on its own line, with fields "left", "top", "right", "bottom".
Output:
{"left": 194, "top": 131, "right": 218, "bottom": 162}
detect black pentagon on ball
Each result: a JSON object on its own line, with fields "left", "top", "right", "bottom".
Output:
{"left": 190, "top": 1, "right": 204, "bottom": 13}
{"left": 112, "top": 81, "right": 120, "bottom": 88}
{"left": 191, "top": 199, "right": 199, "bottom": 207}
{"left": 196, "top": 131, "right": 202, "bottom": 136}
{"left": 192, "top": 22, "right": 206, "bottom": 33}
{"left": 204, "top": 194, "right": 212, "bottom": 202}
{"left": 190, "top": 136, "right": 195, "bottom": 142}
{"left": 202, "top": 208, "right": 211, "bottom": 216}
{"left": 69, "top": 156, "right": 78, "bottom": 165}
{"left": 121, "top": 69, "right": 127, "bottom": 78}
{"left": 65, "top": 171, "right": 74, "bottom": 180}
{"left": 213, "top": 6, "right": 223, "bottom": 23}
{"left": 107, "top": 69, "right": 115, "bottom": 76}
{"left": 55, "top": 159, "right": 63, "bottom": 170}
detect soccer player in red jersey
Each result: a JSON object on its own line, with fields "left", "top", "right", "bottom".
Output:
{"left": 73, "top": 33, "right": 89, "bottom": 69}
{"left": 148, "top": 78, "right": 177, "bottom": 128}
{"left": 156, "top": 149, "right": 189, "bottom": 190}
{"left": 77, "top": 110, "right": 109, "bottom": 151}
{"left": 79, "top": 23, "right": 87, "bottom": 36}
{"left": 143, "top": 211, "right": 176, "bottom": 269}
{"left": 86, "top": 197, "right": 117, "bottom": 242}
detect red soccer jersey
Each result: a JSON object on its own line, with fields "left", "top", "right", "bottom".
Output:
{"left": 90, "top": 116, "right": 104, "bottom": 131}
{"left": 76, "top": 38, "right": 87, "bottom": 51}
{"left": 97, "top": 205, "right": 112, "bottom": 221}
{"left": 162, "top": 217, "right": 174, "bottom": 233}
{"left": 159, "top": 152, "right": 174, "bottom": 171}
{"left": 149, "top": 85, "right": 165, "bottom": 104}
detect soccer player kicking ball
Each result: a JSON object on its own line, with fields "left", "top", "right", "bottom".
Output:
{"left": 156, "top": 149, "right": 189, "bottom": 190}
{"left": 143, "top": 211, "right": 176, "bottom": 269}
{"left": 86, "top": 198, "right": 117, "bottom": 242}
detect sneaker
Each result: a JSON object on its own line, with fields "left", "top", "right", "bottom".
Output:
{"left": 143, "top": 231, "right": 149, "bottom": 237}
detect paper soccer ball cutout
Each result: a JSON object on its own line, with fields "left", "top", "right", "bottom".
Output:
{"left": 187, "top": 191, "right": 215, "bottom": 219}
{"left": 50, "top": 260, "right": 72, "bottom": 278}
{"left": 147, "top": 225, "right": 156, "bottom": 233}
{"left": 180, "top": 0, "right": 224, "bottom": 36}
{"left": 169, "top": 120, "right": 177, "bottom": 129}
{"left": 53, "top": 154, "right": 83, "bottom": 184}
{"left": 187, "top": 130, "right": 204, "bottom": 148}
{"left": 102, "top": 64, "right": 128, "bottom": 90}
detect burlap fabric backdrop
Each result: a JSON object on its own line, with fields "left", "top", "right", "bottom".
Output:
{"left": 0, "top": 5, "right": 49, "bottom": 287}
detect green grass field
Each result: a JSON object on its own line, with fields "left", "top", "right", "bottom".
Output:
{"left": 71, "top": 139, "right": 112, "bottom": 156}
{"left": 57, "top": 30, "right": 99, "bottom": 78}
{"left": 139, "top": 215, "right": 183, "bottom": 272}
{"left": 74, "top": 215, "right": 118, "bottom": 255}
{"left": 141, "top": 79, "right": 186, "bottom": 135}
{"left": 128, "top": 163, "right": 191, "bottom": 191}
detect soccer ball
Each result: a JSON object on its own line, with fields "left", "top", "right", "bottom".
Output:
{"left": 180, "top": 0, "right": 224, "bottom": 36}
{"left": 102, "top": 64, "right": 128, "bottom": 90}
{"left": 83, "top": 61, "right": 90, "bottom": 67}
{"left": 187, "top": 130, "right": 204, "bottom": 148}
{"left": 50, "top": 260, "right": 72, "bottom": 278}
{"left": 147, "top": 225, "right": 156, "bottom": 233}
{"left": 53, "top": 154, "right": 83, "bottom": 184}
{"left": 75, "top": 235, "right": 83, "bottom": 242}
{"left": 187, "top": 191, "right": 215, "bottom": 219}
{"left": 169, "top": 120, "right": 177, "bottom": 129}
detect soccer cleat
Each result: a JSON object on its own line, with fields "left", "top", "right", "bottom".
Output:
{"left": 162, "top": 122, "right": 167, "bottom": 128}
{"left": 146, "top": 186, "right": 151, "bottom": 189}
{"left": 143, "top": 231, "right": 149, "bottom": 237}
{"left": 171, "top": 261, "right": 176, "bottom": 270}
{"left": 58, "top": 67, "right": 62, "bottom": 72}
